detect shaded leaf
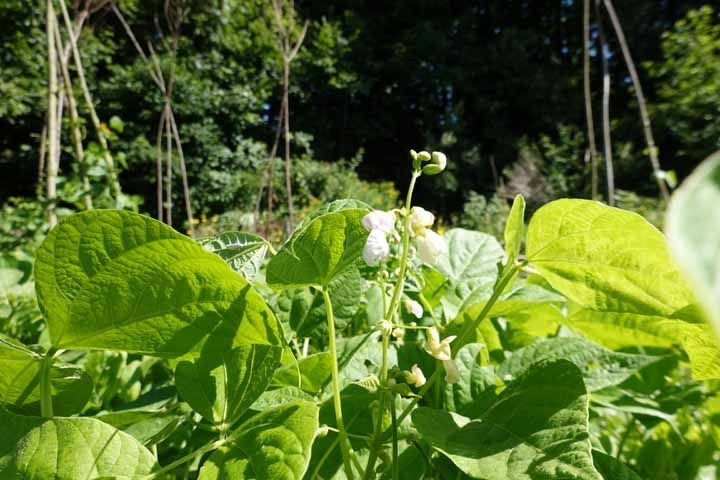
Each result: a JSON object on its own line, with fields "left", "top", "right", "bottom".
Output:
{"left": 413, "top": 360, "right": 601, "bottom": 479}
{"left": 0, "top": 335, "right": 91, "bottom": 416}
{"left": 176, "top": 344, "right": 282, "bottom": 425}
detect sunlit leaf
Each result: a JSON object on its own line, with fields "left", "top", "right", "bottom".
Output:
{"left": 0, "top": 408, "right": 156, "bottom": 478}
{"left": 35, "top": 210, "right": 282, "bottom": 357}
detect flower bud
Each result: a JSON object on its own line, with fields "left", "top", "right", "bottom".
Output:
{"left": 403, "top": 298, "right": 424, "bottom": 319}
{"left": 391, "top": 327, "right": 405, "bottom": 340}
{"left": 411, "top": 149, "right": 432, "bottom": 171}
{"left": 409, "top": 207, "right": 435, "bottom": 236}
{"left": 422, "top": 151, "right": 447, "bottom": 175}
{"left": 376, "top": 319, "right": 393, "bottom": 335}
{"left": 317, "top": 425, "right": 330, "bottom": 437}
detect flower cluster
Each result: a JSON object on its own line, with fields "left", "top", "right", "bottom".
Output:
{"left": 361, "top": 206, "right": 446, "bottom": 267}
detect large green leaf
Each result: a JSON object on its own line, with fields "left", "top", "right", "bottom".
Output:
{"left": 35, "top": 210, "right": 282, "bottom": 357}
{"left": 666, "top": 151, "right": 720, "bottom": 336}
{"left": 198, "top": 400, "right": 319, "bottom": 479}
{"left": 412, "top": 359, "right": 602, "bottom": 480}
{"left": 175, "top": 344, "right": 282, "bottom": 425}
{"left": 0, "top": 336, "right": 91, "bottom": 416}
{"left": 266, "top": 208, "right": 370, "bottom": 288}
{"left": 436, "top": 228, "right": 504, "bottom": 320}
{"left": 278, "top": 265, "right": 363, "bottom": 341}
{"left": 526, "top": 199, "right": 720, "bottom": 379}
{"left": 200, "top": 231, "right": 269, "bottom": 282}
{"left": 0, "top": 408, "right": 156, "bottom": 478}
{"left": 498, "top": 336, "right": 666, "bottom": 391}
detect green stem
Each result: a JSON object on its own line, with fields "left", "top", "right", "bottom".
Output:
{"left": 322, "top": 286, "right": 355, "bottom": 480}
{"left": 384, "top": 170, "right": 420, "bottom": 320}
{"left": 39, "top": 348, "right": 56, "bottom": 418}
{"left": 145, "top": 437, "right": 226, "bottom": 479}
{"left": 455, "top": 262, "right": 522, "bottom": 348}
{"left": 365, "top": 170, "right": 420, "bottom": 479}
{"left": 391, "top": 397, "right": 399, "bottom": 480}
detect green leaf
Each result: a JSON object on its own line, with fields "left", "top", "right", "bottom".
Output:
{"left": 498, "top": 337, "right": 667, "bottom": 391}
{"left": 35, "top": 210, "right": 282, "bottom": 357}
{"left": 443, "top": 343, "right": 498, "bottom": 416}
{"left": 503, "top": 194, "right": 525, "bottom": 264}
{"left": 200, "top": 231, "right": 269, "bottom": 281}
{"left": 0, "top": 408, "right": 156, "bottom": 478}
{"left": 526, "top": 199, "right": 720, "bottom": 379}
{"left": 199, "top": 400, "right": 319, "bottom": 479}
{"left": 176, "top": 344, "right": 282, "bottom": 425}
{"left": 266, "top": 208, "right": 369, "bottom": 288}
{"left": 436, "top": 228, "right": 504, "bottom": 320}
{"left": 666, "top": 151, "right": 720, "bottom": 336}
{"left": 273, "top": 352, "right": 332, "bottom": 395}
{"left": 0, "top": 254, "right": 32, "bottom": 293}
{"left": 0, "top": 336, "right": 92, "bottom": 416}
{"left": 592, "top": 450, "right": 643, "bottom": 480}
{"left": 282, "top": 265, "right": 363, "bottom": 340}
{"left": 412, "top": 359, "right": 602, "bottom": 480}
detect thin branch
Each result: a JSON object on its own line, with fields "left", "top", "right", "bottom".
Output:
{"left": 110, "top": 2, "right": 164, "bottom": 90}
{"left": 168, "top": 109, "right": 194, "bottom": 235}
{"left": 602, "top": 0, "right": 670, "bottom": 201}
{"left": 583, "top": 0, "right": 599, "bottom": 200}
{"left": 46, "top": 0, "right": 59, "bottom": 227}
{"left": 165, "top": 103, "right": 173, "bottom": 226}
{"left": 156, "top": 106, "right": 167, "bottom": 222}
{"left": 55, "top": 13, "right": 93, "bottom": 210}
{"left": 288, "top": 21, "right": 309, "bottom": 61}
{"left": 596, "top": 0, "right": 615, "bottom": 205}
{"left": 58, "top": 0, "right": 123, "bottom": 203}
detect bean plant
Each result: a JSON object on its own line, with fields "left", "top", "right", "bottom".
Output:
{"left": 1, "top": 149, "right": 719, "bottom": 479}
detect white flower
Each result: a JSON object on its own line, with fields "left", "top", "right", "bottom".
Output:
{"left": 405, "top": 364, "right": 427, "bottom": 388}
{"left": 442, "top": 358, "right": 460, "bottom": 384}
{"left": 425, "top": 327, "right": 455, "bottom": 361}
{"left": 409, "top": 207, "right": 435, "bottom": 236}
{"left": 404, "top": 298, "right": 424, "bottom": 318}
{"left": 391, "top": 327, "right": 405, "bottom": 341}
{"left": 425, "top": 327, "right": 460, "bottom": 385}
{"left": 416, "top": 230, "right": 445, "bottom": 264}
{"left": 363, "top": 229, "right": 391, "bottom": 265}
{"left": 362, "top": 210, "right": 396, "bottom": 233}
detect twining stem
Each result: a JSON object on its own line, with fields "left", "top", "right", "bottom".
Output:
{"left": 390, "top": 398, "right": 399, "bottom": 480}
{"left": 39, "top": 349, "right": 56, "bottom": 418}
{"left": 322, "top": 286, "right": 355, "bottom": 479}
{"left": 385, "top": 170, "right": 420, "bottom": 320}
{"left": 365, "top": 168, "right": 420, "bottom": 479}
